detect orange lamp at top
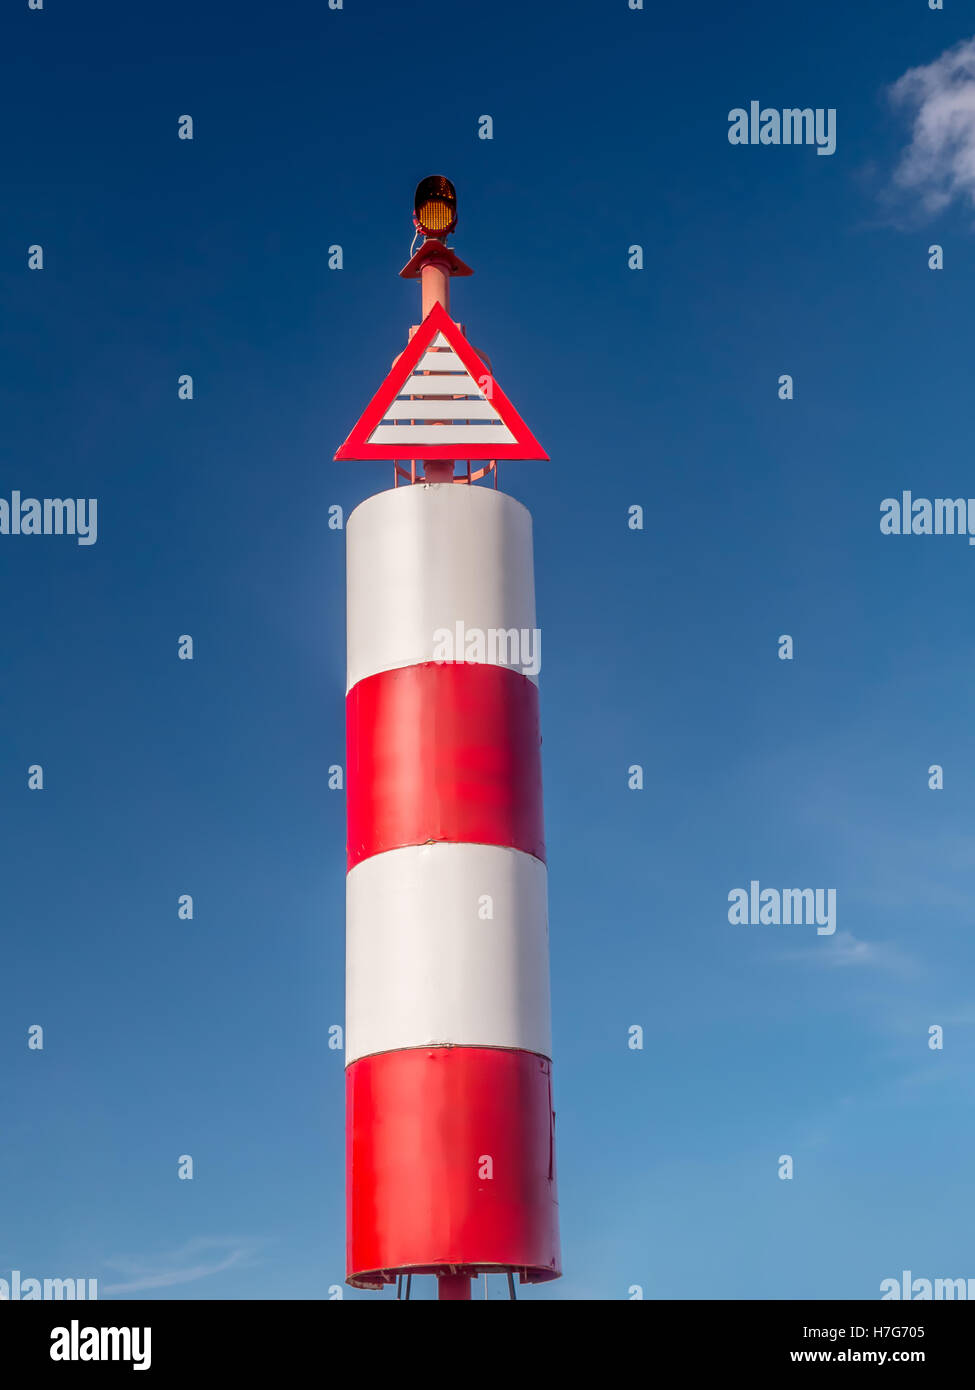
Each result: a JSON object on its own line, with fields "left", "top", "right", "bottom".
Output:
{"left": 413, "top": 175, "right": 457, "bottom": 239}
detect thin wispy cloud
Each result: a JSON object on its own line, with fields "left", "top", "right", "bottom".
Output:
{"left": 100, "top": 1238, "right": 257, "bottom": 1295}
{"left": 937, "top": 1007, "right": 975, "bottom": 1026}
{"left": 889, "top": 35, "right": 975, "bottom": 216}
{"left": 778, "top": 930, "right": 914, "bottom": 974}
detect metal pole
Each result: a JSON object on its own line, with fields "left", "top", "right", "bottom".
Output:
{"left": 420, "top": 254, "right": 451, "bottom": 317}
{"left": 437, "top": 1272, "right": 472, "bottom": 1300}
{"left": 420, "top": 243, "right": 455, "bottom": 484}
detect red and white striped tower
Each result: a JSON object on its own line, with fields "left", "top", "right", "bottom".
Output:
{"left": 337, "top": 178, "right": 561, "bottom": 1300}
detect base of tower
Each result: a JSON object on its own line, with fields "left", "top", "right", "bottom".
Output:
{"left": 346, "top": 1045, "right": 561, "bottom": 1285}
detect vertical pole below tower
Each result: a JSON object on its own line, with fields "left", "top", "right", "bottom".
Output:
{"left": 438, "top": 1274, "right": 472, "bottom": 1300}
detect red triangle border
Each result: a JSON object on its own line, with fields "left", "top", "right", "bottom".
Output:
{"left": 334, "top": 301, "right": 548, "bottom": 461}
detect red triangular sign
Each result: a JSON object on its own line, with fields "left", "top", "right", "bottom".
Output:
{"left": 334, "top": 301, "right": 548, "bottom": 461}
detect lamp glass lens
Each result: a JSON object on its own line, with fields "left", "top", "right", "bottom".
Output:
{"left": 419, "top": 199, "right": 453, "bottom": 233}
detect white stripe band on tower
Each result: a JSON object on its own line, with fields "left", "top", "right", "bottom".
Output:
{"left": 345, "top": 841, "right": 552, "bottom": 1065}
{"left": 346, "top": 483, "right": 537, "bottom": 691}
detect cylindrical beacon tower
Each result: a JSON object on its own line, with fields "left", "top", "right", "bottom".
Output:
{"left": 337, "top": 178, "right": 560, "bottom": 1299}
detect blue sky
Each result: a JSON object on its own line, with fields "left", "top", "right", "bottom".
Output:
{"left": 3, "top": 0, "right": 975, "bottom": 1300}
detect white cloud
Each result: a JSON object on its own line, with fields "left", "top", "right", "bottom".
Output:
{"left": 819, "top": 931, "right": 878, "bottom": 966}
{"left": 100, "top": 1238, "right": 256, "bottom": 1295}
{"left": 890, "top": 35, "right": 975, "bottom": 215}
{"left": 779, "top": 931, "right": 914, "bottom": 973}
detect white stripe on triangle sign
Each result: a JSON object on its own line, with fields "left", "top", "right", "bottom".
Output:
{"left": 334, "top": 300, "right": 548, "bottom": 461}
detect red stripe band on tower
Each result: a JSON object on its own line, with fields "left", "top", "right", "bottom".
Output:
{"left": 346, "top": 1046, "right": 561, "bottom": 1287}
{"left": 346, "top": 661, "right": 545, "bottom": 870}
